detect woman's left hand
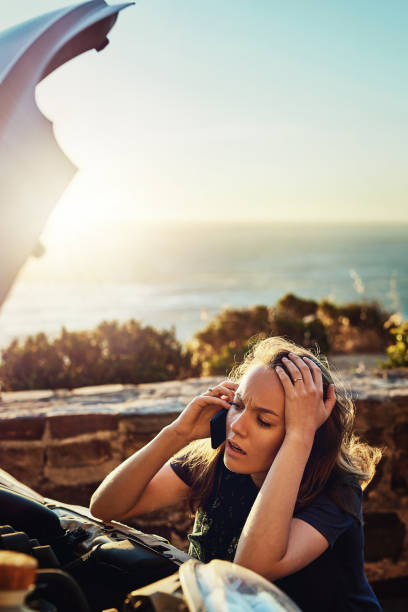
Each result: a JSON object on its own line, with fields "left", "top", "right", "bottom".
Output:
{"left": 275, "top": 353, "right": 336, "bottom": 442}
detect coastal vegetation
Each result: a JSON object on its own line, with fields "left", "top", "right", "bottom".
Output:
{"left": 189, "top": 294, "right": 392, "bottom": 375}
{"left": 0, "top": 294, "right": 402, "bottom": 391}
{"left": 381, "top": 319, "right": 408, "bottom": 369}
{"left": 0, "top": 320, "right": 196, "bottom": 391}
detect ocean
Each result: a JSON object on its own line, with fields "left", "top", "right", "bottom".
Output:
{"left": 0, "top": 222, "right": 407, "bottom": 348}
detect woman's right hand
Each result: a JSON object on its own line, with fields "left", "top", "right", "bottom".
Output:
{"left": 170, "top": 381, "right": 238, "bottom": 443}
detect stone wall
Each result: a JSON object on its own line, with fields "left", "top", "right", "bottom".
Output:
{"left": 1, "top": 372, "right": 408, "bottom": 596}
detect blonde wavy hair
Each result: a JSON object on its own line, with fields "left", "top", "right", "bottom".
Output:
{"left": 174, "top": 337, "right": 382, "bottom": 518}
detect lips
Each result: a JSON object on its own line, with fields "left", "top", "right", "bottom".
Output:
{"left": 227, "top": 439, "right": 246, "bottom": 454}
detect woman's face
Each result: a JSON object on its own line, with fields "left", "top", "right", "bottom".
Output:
{"left": 224, "top": 364, "right": 286, "bottom": 488}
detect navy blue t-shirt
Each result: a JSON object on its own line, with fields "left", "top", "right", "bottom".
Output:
{"left": 170, "top": 456, "right": 381, "bottom": 612}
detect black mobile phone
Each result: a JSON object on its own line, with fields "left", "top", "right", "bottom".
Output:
{"left": 210, "top": 408, "right": 227, "bottom": 449}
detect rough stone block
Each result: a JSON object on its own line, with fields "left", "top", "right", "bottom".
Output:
{"left": 364, "top": 512, "right": 406, "bottom": 562}
{"left": 355, "top": 398, "right": 406, "bottom": 431}
{"left": 393, "top": 423, "right": 408, "bottom": 451}
{"left": 0, "top": 446, "right": 44, "bottom": 484}
{"left": 370, "top": 576, "right": 408, "bottom": 610}
{"left": 119, "top": 412, "right": 179, "bottom": 436}
{"left": 365, "top": 456, "right": 386, "bottom": 499}
{"left": 48, "top": 413, "right": 118, "bottom": 438}
{"left": 47, "top": 439, "right": 113, "bottom": 468}
{"left": 44, "top": 459, "right": 120, "bottom": 486}
{"left": 0, "top": 416, "right": 46, "bottom": 441}
{"left": 391, "top": 451, "right": 408, "bottom": 495}
{"left": 123, "top": 434, "right": 154, "bottom": 459}
{"left": 39, "top": 482, "right": 99, "bottom": 507}
{"left": 364, "top": 426, "right": 387, "bottom": 447}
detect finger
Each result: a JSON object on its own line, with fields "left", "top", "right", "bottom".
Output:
{"left": 302, "top": 357, "right": 324, "bottom": 395}
{"left": 216, "top": 384, "right": 237, "bottom": 396}
{"left": 201, "top": 386, "right": 218, "bottom": 396}
{"left": 202, "top": 384, "right": 235, "bottom": 398}
{"left": 203, "top": 381, "right": 237, "bottom": 392}
{"left": 281, "top": 356, "right": 307, "bottom": 387}
{"left": 194, "top": 395, "right": 232, "bottom": 410}
{"left": 324, "top": 384, "right": 336, "bottom": 415}
{"left": 221, "top": 380, "right": 239, "bottom": 388}
{"left": 275, "top": 366, "right": 295, "bottom": 396}
{"left": 287, "top": 353, "right": 314, "bottom": 387}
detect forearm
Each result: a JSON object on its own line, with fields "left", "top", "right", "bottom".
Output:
{"left": 90, "top": 425, "right": 188, "bottom": 521}
{"left": 234, "top": 433, "right": 313, "bottom": 575}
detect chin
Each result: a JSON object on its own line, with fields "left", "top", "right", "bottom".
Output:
{"left": 223, "top": 453, "right": 249, "bottom": 474}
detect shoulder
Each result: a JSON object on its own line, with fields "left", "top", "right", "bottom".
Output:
{"left": 170, "top": 445, "right": 224, "bottom": 489}
{"left": 170, "top": 454, "right": 195, "bottom": 487}
{"left": 294, "top": 483, "right": 362, "bottom": 548}
{"left": 328, "top": 473, "right": 363, "bottom": 521}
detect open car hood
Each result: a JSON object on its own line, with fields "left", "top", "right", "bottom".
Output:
{"left": 0, "top": 1, "right": 133, "bottom": 308}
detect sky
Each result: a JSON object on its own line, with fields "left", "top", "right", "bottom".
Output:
{"left": 1, "top": 0, "right": 407, "bottom": 270}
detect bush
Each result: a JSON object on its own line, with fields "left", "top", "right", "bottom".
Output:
{"left": 381, "top": 320, "right": 408, "bottom": 368}
{"left": 276, "top": 293, "right": 318, "bottom": 320}
{"left": 0, "top": 320, "right": 196, "bottom": 391}
{"left": 189, "top": 294, "right": 392, "bottom": 375}
{"left": 317, "top": 300, "right": 392, "bottom": 353}
{"left": 189, "top": 300, "right": 329, "bottom": 376}
{"left": 189, "top": 306, "right": 272, "bottom": 376}
{"left": 0, "top": 294, "right": 396, "bottom": 390}
{"left": 318, "top": 300, "right": 389, "bottom": 330}
{"left": 0, "top": 333, "right": 65, "bottom": 391}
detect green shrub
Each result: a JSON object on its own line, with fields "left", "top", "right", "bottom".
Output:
{"left": 190, "top": 294, "right": 392, "bottom": 375}
{"left": 381, "top": 321, "right": 408, "bottom": 368}
{"left": 189, "top": 306, "right": 272, "bottom": 376}
{"left": 189, "top": 300, "right": 329, "bottom": 376}
{"left": 276, "top": 293, "right": 318, "bottom": 319}
{"left": 0, "top": 294, "right": 396, "bottom": 390}
{"left": 318, "top": 299, "right": 389, "bottom": 330}
{"left": 317, "top": 299, "right": 392, "bottom": 353}
{"left": 0, "top": 333, "right": 65, "bottom": 391}
{"left": 0, "top": 320, "right": 195, "bottom": 391}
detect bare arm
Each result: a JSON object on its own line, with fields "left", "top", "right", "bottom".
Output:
{"left": 234, "top": 432, "right": 328, "bottom": 580}
{"left": 90, "top": 381, "right": 237, "bottom": 522}
{"left": 90, "top": 426, "right": 188, "bottom": 522}
{"left": 234, "top": 354, "right": 336, "bottom": 580}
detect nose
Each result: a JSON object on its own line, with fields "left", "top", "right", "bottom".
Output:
{"left": 230, "top": 409, "right": 248, "bottom": 437}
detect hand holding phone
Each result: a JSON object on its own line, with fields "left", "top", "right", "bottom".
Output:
{"left": 171, "top": 381, "right": 236, "bottom": 445}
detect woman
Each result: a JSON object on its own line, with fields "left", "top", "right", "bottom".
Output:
{"left": 90, "top": 337, "right": 382, "bottom": 611}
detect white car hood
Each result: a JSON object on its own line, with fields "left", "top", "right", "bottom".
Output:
{"left": 0, "top": 1, "right": 133, "bottom": 308}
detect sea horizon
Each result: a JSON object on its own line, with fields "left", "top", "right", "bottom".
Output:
{"left": 0, "top": 221, "right": 407, "bottom": 348}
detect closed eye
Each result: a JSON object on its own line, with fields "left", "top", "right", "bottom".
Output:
{"left": 231, "top": 402, "right": 271, "bottom": 428}
{"left": 257, "top": 416, "right": 271, "bottom": 428}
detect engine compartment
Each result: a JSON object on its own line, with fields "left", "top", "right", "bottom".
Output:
{"left": 0, "top": 482, "right": 190, "bottom": 611}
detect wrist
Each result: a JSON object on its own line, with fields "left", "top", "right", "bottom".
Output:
{"left": 164, "top": 423, "right": 192, "bottom": 448}
{"left": 284, "top": 428, "right": 315, "bottom": 450}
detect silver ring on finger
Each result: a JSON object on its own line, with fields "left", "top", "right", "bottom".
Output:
{"left": 293, "top": 377, "right": 303, "bottom": 383}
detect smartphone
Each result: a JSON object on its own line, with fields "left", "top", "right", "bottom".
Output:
{"left": 210, "top": 408, "right": 228, "bottom": 449}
